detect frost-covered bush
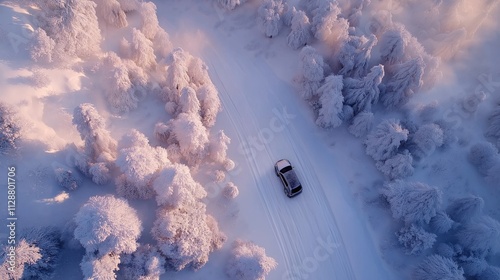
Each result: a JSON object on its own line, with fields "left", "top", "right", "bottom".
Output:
{"left": 226, "top": 240, "right": 277, "bottom": 280}
{"left": 429, "top": 211, "right": 454, "bottom": 234}
{"left": 348, "top": 111, "right": 374, "bottom": 138}
{"left": 397, "top": 224, "right": 436, "bottom": 255}
{"left": 209, "top": 130, "right": 231, "bottom": 164}
{"left": 375, "top": 151, "right": 414, "bottom": 180}
{"left": 365, "top": 119, "right": 409, "bottom": 162}
{"left": 468, "top": 142, "right": 499, "bottom": 176}
{"left": 0, "top": 103, "right": 21, "bottom": 155}
{"left": 447, "top": 196, "right": 484, "bottom": 224}
{"left": 152, "top": 205, "right": 226, "bottom": 270}
{"left": 316, "top": 74, "right": 344, "bottom": 128}
{"left": 381, "top": 57, "right": 425, "bottom": 108}
{"left": 411, "top": 123, "right": 444, "bottom": 158}
{"left": 297, "top": 46, "right": 325, "bottom": 99}
{"left": 74, "top": 195, "right": 142, "bottom": 256}
{"left": 0, "top": 226, "right": 62, "bottom": 280}
{"left": 32, "top": 0, "right": 102, "bottom": 62}
{"left": 382, "top": 180, "right": 442, "bottom": 225}
{"left": 287, "top": 10, "right": 312, "bottom": 50}
{"left": 120, "top": 244, "right": 165, "bottom": 280}
{"left": 93, "top": 0, "right": 127, "bottom": 28}
{"left": 310, "top": 1, "right": 348, "bottom": 49}
{"left": 412, "top": 255, "right": 464, "bottom": 280}
{"left": 343, "top": 65, "right": 384, "bottom": 114}
{"left": 455, "top": 216, "right": 500, "bottom": 255}
{"left": 52, "top": 162, "right": 82, "bottom": 191}
{"left": 98, "top": 52, "right": 148, "bottom": 113}
{"left": 152, "top": 163, "right": 207, "bottom": 208}
{"left": 257, "top": 0, "right": 285, "bottom": 38}
{"left": 223, "top": 182, "right": 239, "bottom": 199}
{"left": 338, "top": 35, "right": 378, "bottom": 78}
{"left": 116, "top": 130, "right": 170, "bottom": 199}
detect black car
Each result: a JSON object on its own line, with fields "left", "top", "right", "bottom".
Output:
{"left": 274, "top": 159, "right": 303, "bottom": 197}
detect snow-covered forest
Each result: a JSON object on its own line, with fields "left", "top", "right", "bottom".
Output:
{"left": 0, "top": 0, "right": 499, "bottom": 279}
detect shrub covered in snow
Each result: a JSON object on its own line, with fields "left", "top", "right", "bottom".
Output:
{"left": 365, "top": 119, "right": 409, "bottom": 162}
{"left": 468, "top": 142, "right": 499, "bottom": 176}
{"left": 0, "top": 103, "right": 21, "bottom": 155}
{"left": 316, "top": 74, "right": 344, "bottom": 128}
{"left": 152, "top": 204, "right": 226, "bottom": 270}
{"left": 287, "top": 10, "right": 312, "bottom": 50}
{"left": 396, "top": 224, "right": 436, "bottom": 255}
{"left": 447, "top": 196, "right": 484, "bottom": 224}
{"left": 412, "top": 254, "right": 464, "bottom": 280}
{"left": 257, "top": 0, "right": 285, "bottom": 38}
{"left": 116, "top": 130, "right": 170, "bottom": 199}
{"left": 52, "top": 162, "right": 82, "bottom": 191}
{"left": 226, "top": 239, "right": 277, "bottom": 280}
{"left": 455, "top": 216, "right": 500, "bottom": 255}
{"left": 382, "top": 180, "right": 442, "bottom": 225}
{"left": 74, "top": 195, "right": 142, "bottom": 256}
{"left": 223, "top": 182, "right": 239, "bottom": 199}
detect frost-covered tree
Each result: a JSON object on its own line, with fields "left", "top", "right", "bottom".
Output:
{"left": 116, "top": 130, "right": 170, "bottom": 199}
{"left": 33, "top": 0, "right": 102, "bottom": 62}
{"left": 152, "top": 163, "right": 207, "bottom": 208}
{"left": 316, "top": 74, "right": 344, "bottom": 128}
{"left": 348, "top": 111, "right": 374, "bottom": 138}
{"left": 455, "top": 216, "right": 500, "bottom": 255}
{"left": 223, "top": 182, "right": 239, "bottom": 199}
{"left": 152, "top": 205, "right": 226, "bottom": 270}
{"left": 468, "top": 142, "right": 499, "bottom": 176}
{"left": 208, "top": 130, "right": 234, "bottom": 170}
{"left": 97, "top": 52, "right": 148, "bottom": 113}
{"left": 429, "top": 211, "right": 454, "bottom": 234}
{"left": 287, "top": 10, "right": 312, "bottom": 50}
{"left": 457, "top": 254, "right": 488, "bottom": 277}
{"left": 297, "top": 46, "right": 325, "bottom": 99}
{"left": 381, "top": 57, "right": 425, "bottom": 108}
{"left": 226, "top": 240, "right": 277, "bottom": 280}
{"left": 310, "top": 1, "right": 348, "bottom": 49}
{"left": 179, "top": 87, "right": 201, "bottom": 115}
{"left": 92, "top": 0, "right": 128, "bottom": 28}
{"left": 74, "top": 195, "right": 142, "bottom": 256}
{"left": 397, "top": 224, "right": 436, "bottom": 255}
{"left": 72, "top": 103, "right": 117, "bottom": 184}
{"left": 338, "top": 35, "right": 378, "bottom": 78}
{"left": 80, "top": 252, "right": 120, "bottom": 280}
{"left": 120, "top": 244, "right": 165, "bottom": 280}
{"left": 257, "top": 0, "right": 285, "bottom": 38}
{"left": 30, "top": 28, "right": 55, "bottom": 63}
{"left": 411, "top": 123, "right": 444, "bottom": 158}
{"left": 412, "top": 254, "right": 465, "bottom": 280}
{"left": 218, "top": 0, "right": 245, "bottom": 10}
{"left": 365, "top": 119, "right": 409, "bottom": 162}
{"left": 0, "top": 226, "right": 62, "bottom": 280}
{"left": 0, "top": 103, "right": 21, "bottom": 155}
{"left": 196, "top": 84, "right": 222, "bottom": 128}
{"left": 379, "top": 27, "right": 411, "bottom": 65}
{"left": 382, "top": 180, "right": 442, "bottom": 225}
{"left": 163, "top": 48, "right": 192, "bottom": 104}
{"left": 343, "top": 64, "right": 384, "bottom": 114}
{"left": 447, "top": 196, "right": 484, "bottom": 224}
{"left": 376, "top": 150, "right": 414, "bottom": 180}
{"left": 52, "top": 162, "right": 82, "bottom": 191}
{"left": 121, "top": 28, "right": 157, "bottom": 69}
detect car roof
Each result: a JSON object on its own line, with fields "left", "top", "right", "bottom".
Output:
{"left": 283, "top": 169, "right": 301, "bottom": 189}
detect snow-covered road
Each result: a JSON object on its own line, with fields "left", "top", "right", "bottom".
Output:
{"left": 157, "top": 1, "right": 395, "bottom": 279}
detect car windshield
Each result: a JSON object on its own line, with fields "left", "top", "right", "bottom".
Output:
{"left": 280, "top": 166, "right": 292, "bottom": 173}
